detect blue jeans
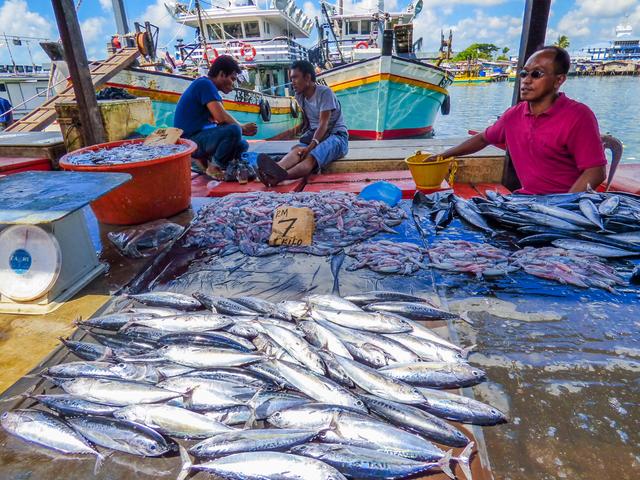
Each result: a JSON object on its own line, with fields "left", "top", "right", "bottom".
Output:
{"left": 189, "top": 124, "right": 249, "bottom": 169}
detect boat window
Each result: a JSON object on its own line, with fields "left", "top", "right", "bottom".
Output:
{"left": 207, "top": 24, "right": 224, "bottom": 40}
{"left": 244, "top": 21, "right": 260, "bottom": 38}
{"left": 15, "top": 65, "right": 24, "bottom": 73}
{"left": 223, "top": 23, "right": 242, "bottom": 39}
{"left": 361, "top": 20, "right": 371, "bottom": 35}
{"left": 25, "top": 66, "right": 33, "bottom": 73}
{"left": 348, "top": 21, "right": 359, "bottom": 35}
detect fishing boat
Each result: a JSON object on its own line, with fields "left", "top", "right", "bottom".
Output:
{"left": 311, "top": 1, "right": 453, "bottom": 140}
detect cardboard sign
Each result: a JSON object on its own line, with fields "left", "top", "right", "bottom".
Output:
{"left": 269, "top": 206, "right": 315, "bottom": 247}
{"left": 143, "top": 127, "right": 183, "bottom": 146}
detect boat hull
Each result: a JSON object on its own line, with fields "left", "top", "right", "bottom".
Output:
{"left": 318, "top": 56, "right": 453, "bottom": 140}
{"left": 106, "top": 68, "right": 302, "bottom": 140}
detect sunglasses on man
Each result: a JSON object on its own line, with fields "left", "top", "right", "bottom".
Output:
{"left": 518, "top": 69, "right": 546, "bottom": 79}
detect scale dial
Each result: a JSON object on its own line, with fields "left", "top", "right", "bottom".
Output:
{"left": 0, "top": 225, "right": 62, "bottom": 301}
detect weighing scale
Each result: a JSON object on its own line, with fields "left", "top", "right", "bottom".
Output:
{"left": 0, "top": 171, "right": 131, "bottom": 314}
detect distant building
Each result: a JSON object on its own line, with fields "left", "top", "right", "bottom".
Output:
{"left": 587, "top": 21, "right": 640, "bottom": 61}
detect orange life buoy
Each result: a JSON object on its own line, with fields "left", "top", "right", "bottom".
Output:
{"left": 355, "top": 41, "right": 369, "bottom": 50}
{"left": 205, "top": 48, "right": 219, "bottom": 63}
{"left": 242, "top": 43, "right": 257, "bottom": 62}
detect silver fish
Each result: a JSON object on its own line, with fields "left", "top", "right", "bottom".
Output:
{"left": 262, "top": 323, "right": 326, "bottom": 374}
{"left": 204, "top": 405, "right": 252, "bottom": 425}
{"left": 178, "top": 449, "right": 348, "bottom": 480}
{"left": 529, "top": 203, "right": 594, "bottom": 228}
{"left": 344, "top": 291, "right": 431, "bottom": 305}
{"left": 331, "top": 354, "right": 426, "bottom": 404}
{"left": 361, "top": 394, "right": 470, "bottom": 447}
{"left": 383, "top": 333, "right": 466, "bottom": 363}
{"left": 158, "top": 345, "right": 262, "bottom": 368}
{"left": 379, "top": 361, "right": 486, "bottom": 389}
{"left": 49, "top": 377, "right": 182, "bottom": 406}
{"left": 364, "top": 302, "right": 459, "bottom": 321}
{"left": 2, "top": 409, "right": 99, "bottom": 457}
{"left": 291, "top": 443, "right": 456, "bottom": 480}
{"left": 188, "top": 428, "right": 320, "bottom": 458}
{"left": 28, "top": 394, "right": 120, "bottom": 417}
{"left": 113, "top": 404, "right": 233, "bottom": 438}
{"left": 578, "top": 198, "right": 604, "bottom": 229}
{"left": 305, "top": 294, "right": 362, "bottom": 311}
{"left": 193, "top": 293, "right": 259, "bottom": 316}
{"left": 311, "top": 306, "right": 413, "bottom": 334}
{"left": 418, "top": 387, "right": 508, "bottom": 425}
{"left": 232, "top": 296, "right": 292, "bottom": 320}
{"left": 120, "top": 313, "right": 234, "bottom": 333}
{"left": 551, "top": 239, "right": 638, "bottom": 258}
{"left": 269, "top": 359, "right": 367, "bottom": 412}
{"left": 454, "top": 197, "right": 495, "bottom": 234}
{"left": 298, "top": 320, "right": 353, "bottom": 359}
{"left": 598, "top": 195, "right": 620, "bottom": 215}
{"left": 76, "top": 312, "right": 155, "bottom": 330}
{"left": 68, "top": 415, "right": 175, "bottom": 456}
{"left": 128, "top": 291, "right": 202, "bottom": 310}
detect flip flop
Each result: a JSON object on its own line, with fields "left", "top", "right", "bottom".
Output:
{"left": 257, "top": 153, "right": 288, "bottom": 187}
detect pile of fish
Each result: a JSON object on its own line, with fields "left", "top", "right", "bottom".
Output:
{"left": 417, "top": 190, "right": 640, "bottom": 258}
{"left": 184, "top": 191, "right": 407, "bottom": 256}
{"left": 427, "top": 240, "right": 517, "bottom": 278}
{"left": 511, "top": 247, "right": 625, "bottom": 291}
{"left": 346, "top": 240, "right": 425, "bottom": 275}
{"left": 65, "top": 143, "right": 189, "bottom": 166}
{"left": 3, "top": 290, "right": 508, "bottom": 480}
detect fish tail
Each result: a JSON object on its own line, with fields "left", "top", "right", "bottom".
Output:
{"left": 461, "top": 344, "right": 477, "bottom": 358}
{"left": 72, "top": 315, "right": 84, "bottom": 326}
{"left": 454, "top": 441, "right": 475, "bottom": 480}
{"left": 176, "top": 444, "right": 193, "bottom": 480}
{"left": 93, "top": 452, "right": 107, "bottom": 476}
{"left": 97, "top": 347, "right": 114, "bottom": 362}
{"left": 459, "top": 311, "right": 474, "bottom": 326}
{"left": 437, "top": 450, "right": 455, "bottom": 479}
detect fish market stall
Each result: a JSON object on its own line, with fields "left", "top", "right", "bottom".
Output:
{"left": 1, "top": 188, "right": 639, "bottom": 480}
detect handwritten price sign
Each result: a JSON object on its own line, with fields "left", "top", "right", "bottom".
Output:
{"left": 268, "top": 206, "right": 315, "bottom": 247}
{"left": 144, "top": 127, "right": 183, "bottom": 146}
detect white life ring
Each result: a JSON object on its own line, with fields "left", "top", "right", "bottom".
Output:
{"left": 242, "top": 44, "right": 257, "bottom": 62}
{"left": 205, "top": 48, "right": 219, "bottom": 63}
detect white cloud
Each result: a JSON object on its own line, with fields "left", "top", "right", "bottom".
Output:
{"left": 99, "top": 0, "right": 113, "bottom": 10}
{"left": 446, "top": 10, "right": 522, "bottom": 52}
{"left": 303, "top": 1, "right": 321, "bottom": 21}
{"left": 81, "top": 17, "right": 107, "bottom": 45}
{"left": 557, "top": 13, "right": 591, "bottom": 38}
{"left": 137, "top": 0, "right": 189, "bottom": 52}
{"left": 573, "top": 0, "right": 636, "bottom": 18}
{"left": 0, "top": 0, "right": 55, "bottom": 64}
{"left": 423, "top": 0, "right": 506, "bottom": 5}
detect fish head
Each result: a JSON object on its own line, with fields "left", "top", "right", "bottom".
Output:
{"left": 0, "top": 411, "right": 19, "bottom": 429}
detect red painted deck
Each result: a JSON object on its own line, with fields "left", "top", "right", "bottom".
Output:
{"left": 606, "top": 164, "right": 640, "bottom": 194}
{"left": 0, "top": 156, "right": 51, "bottom": 175}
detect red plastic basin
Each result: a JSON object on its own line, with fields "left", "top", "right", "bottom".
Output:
{"left": 59, "top": 138, "right": 197, "bottom": 225}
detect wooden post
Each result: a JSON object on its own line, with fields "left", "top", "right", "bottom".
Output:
{"left": 51, "top": 0, "right": 106, "bottom": 146}
{"left": 502, "top": 0, "right": 551, "bottom": 191}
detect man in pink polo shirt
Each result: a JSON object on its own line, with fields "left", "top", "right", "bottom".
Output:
{"left": 440, "top": 46, "right": 607, "bottom": 194}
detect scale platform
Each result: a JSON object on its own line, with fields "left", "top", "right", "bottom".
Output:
{"left": 0, "top": 171, "right": 131, "bottom": 314}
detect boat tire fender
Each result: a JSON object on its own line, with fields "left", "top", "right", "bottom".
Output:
{"left": 260, "top": 99, "right": 272, "bottom": 122}
{"left": 441, "top": 95, "right": 451, "bottom": 115}
{"left": 290, "top": 100, "right": 299, "bottom": 118}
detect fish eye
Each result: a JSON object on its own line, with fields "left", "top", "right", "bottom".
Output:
{"left": 472, "top": 371, "right": 481, "bottom": 376}
{"left": 150, "top": 445, "right": 157, "bottom": 450}
{"left": 273, "top": 412, "right": 281, "bottom": 417}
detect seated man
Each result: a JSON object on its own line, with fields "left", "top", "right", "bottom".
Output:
{"left": 174, "top": 55, "right": 257, "bottom": 177}
{"left": 257, "top": 60, "right": 348, "bottom": 186}
{"left": 0, "top": 96, "right": 13, "bottom": 129}
{"left": 439, "top": 46, "right": 606, "bottom": 194}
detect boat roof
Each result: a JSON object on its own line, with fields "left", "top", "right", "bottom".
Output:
{"left": 176, "top": 0, "right": 312, "bottom": 38}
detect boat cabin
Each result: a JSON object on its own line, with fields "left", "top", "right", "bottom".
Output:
{"left": 173, "top": 0, "right": 312, "bottom": 96}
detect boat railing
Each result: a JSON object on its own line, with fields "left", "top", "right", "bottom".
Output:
{"left": 178, "top": 37, "right": 308, "bottom": 66}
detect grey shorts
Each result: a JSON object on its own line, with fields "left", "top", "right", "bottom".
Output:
{"left": 297, "top": 133, "right": 349, "bottom": 171}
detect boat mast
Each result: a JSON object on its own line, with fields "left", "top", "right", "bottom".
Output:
{"left": 194, "top": 0, "right": 210, "bottom": 66}
{"left": 111, "top": 0, "right": 131, "bottom": 35}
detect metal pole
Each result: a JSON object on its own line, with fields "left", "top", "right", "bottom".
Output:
{"left": 111, "top": 0, "right": 130, "bottom": 35}
{"left": 503, "top": 0, "right": 551, "bottom": 191}
{"left": 51, "top": 0, "right": 106, "bottom": 146}
{"left": 195, "top": 0, "right": 209, "bottom": 64}
{"left": 511, "top": 0, "right": 551, "bottom": 105}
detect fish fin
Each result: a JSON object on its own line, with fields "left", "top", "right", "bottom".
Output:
{"left": 459, "top": 311, "right": 474, "bottom": 326}
{"left": 181, "top": 387, "right": 196, "bottom": 409}
{"left": 97, "top": 347, "right": 114, "bottom": 362}
{"left": 454, "top": 441, "right": 475, "bottom": 480}
{"left": 461, "top": 344, "right": 477, "bottom": 358}
{"left": 437, "top": 450, "right": 455, "bottom": 479}
{"left": 176, "top": 444, "right": 194, "bottom": 480}
{"left": 72, "top": 315, "right": 84, "bottom": 326}
{"left": 93, "top": 451, "right": 108, "bottom": 476}
{"left": 118, "top": 320, "right": 136, "bottom": 332}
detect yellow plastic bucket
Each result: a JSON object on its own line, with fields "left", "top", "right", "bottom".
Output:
{"left": 405, "top": 151, "right": 457, "bottom": 189}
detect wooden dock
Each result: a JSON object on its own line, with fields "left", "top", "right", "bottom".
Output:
{"left": 250, "top": 138, "right": 506, "bottom": 183}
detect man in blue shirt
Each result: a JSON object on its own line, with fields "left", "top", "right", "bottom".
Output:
{"left": 174, "top": 56, "right": 257, "bottom": 177}
{"left": 0, "top": 97, "right": 13, "bottom": 129}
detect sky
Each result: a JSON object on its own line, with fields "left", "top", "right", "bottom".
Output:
{"left": 0, "top": 0, "right": 638, "bottom": 65}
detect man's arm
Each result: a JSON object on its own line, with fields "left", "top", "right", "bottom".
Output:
{"left": 568, "top": 166, "right": 606, "bottom": 193}
{"left": 207, "top": 100, "right": 257, "bottom": 136}
{"left": 440, "top": 134, "right": 489, "bottom": 159}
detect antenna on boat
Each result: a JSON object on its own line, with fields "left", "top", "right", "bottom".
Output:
{"left": 194, "top": 0, "right": 210, "bottom": 68}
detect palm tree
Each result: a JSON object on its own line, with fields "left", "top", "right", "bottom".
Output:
{"left": 555, "top": 35, "right": 570, "bottom": 49}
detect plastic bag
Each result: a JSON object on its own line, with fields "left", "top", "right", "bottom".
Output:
{"left": 107, "top": 219, "right": 184, "bottom": 258}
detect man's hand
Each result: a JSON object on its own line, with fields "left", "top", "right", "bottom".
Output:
{"left": 242, "top": 122, "right": 257, "bottom": 136}
{"left": 298, "top": 144, "right": 314, "bottom": 159}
